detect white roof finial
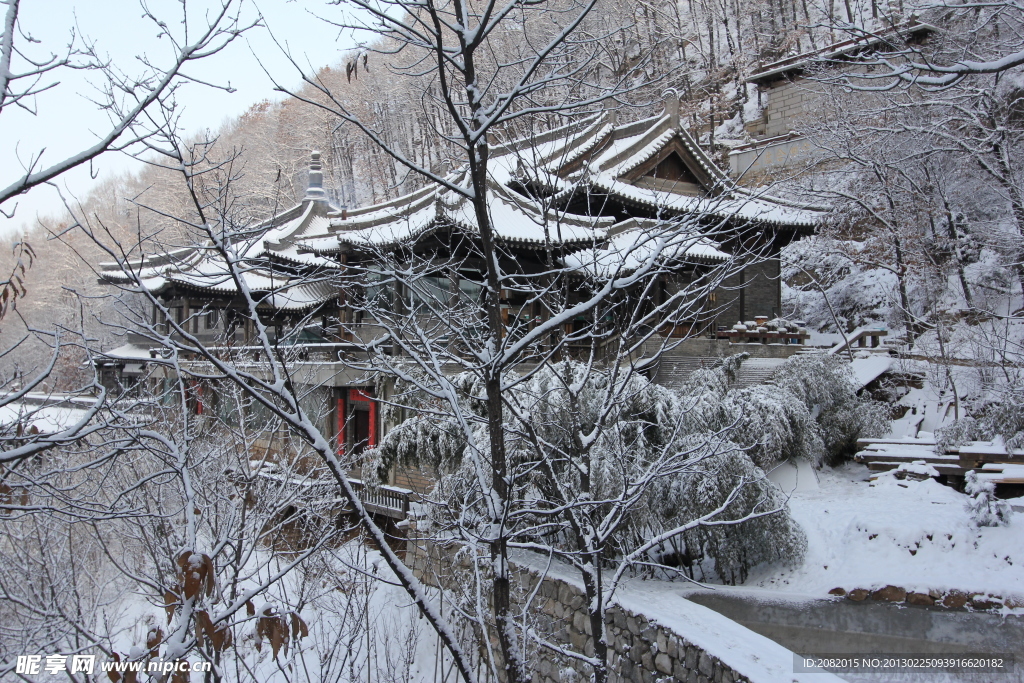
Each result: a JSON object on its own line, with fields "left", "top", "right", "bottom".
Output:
{"left": 663, "top": 89, "right": 680, "bottom": 129}
{"left": 304, "top": 150, "right": 327, "bottom": 201}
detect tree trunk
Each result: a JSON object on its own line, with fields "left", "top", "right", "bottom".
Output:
{"left": 466, "top": 83, "right": 527, "bottom": 683}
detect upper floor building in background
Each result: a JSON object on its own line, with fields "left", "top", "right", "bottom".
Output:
{"left": 729, "top": 19, "right": 936, "bottom": 180}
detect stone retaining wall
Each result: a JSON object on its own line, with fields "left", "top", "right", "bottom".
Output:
{"left": 530, "top": 572, "right": 750, "bottom": 683}
{"left": 761, "top": 77, "right": 824, "bottom": 138}
{"left": 406, "top": 535, "right": 750, "bottom": 683}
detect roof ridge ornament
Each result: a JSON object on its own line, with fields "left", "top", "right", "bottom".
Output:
{"left": 663, "top": 89, "right": 680, "bottom": 129}
{"left": 602, "top": 97, "right": 618, "bottom": 126}
{"left": 304, "top": 150, "right": 327, "bottom": 201}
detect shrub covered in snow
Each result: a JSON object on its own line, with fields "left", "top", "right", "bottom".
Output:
{"left": 372, "top": 353, "right": 891, "bottom": 585}
{"left": 375, "top": 360, "right": 808, "bottom": 585}
{"left": 680, "top": 353, "right": 889, "bottom": 467}
{"left": 642, "top": 437, "right": 807, "bottom": 585}
{"left": 964, "top": 471, "right": 1013, "bottom": 527}
{"left": 936, "top": 415, "right": 989, "bottom": 453}
{"left": 682, "top": 353, "right": 825, "bottom": 469}
{"left": 937, "top": 399, "right": 1024, "bottom": 454}
{"left": 770, "top": 354, "right": 891, "bottom": 463}
{"left": 983, "top": 400, "right": 1024, "bottom": 451}
{"left": 716, "top": 386, "right": 822, "bottom": 469}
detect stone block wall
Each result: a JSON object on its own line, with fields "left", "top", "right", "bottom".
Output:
{"left": 406, "top": 535, "right": 751, "bottom": 683}
{"left": 710, "top": 258, "right": 781, "bottom": 329}
{"left": 728, "top": 137, "right": 817, "bottom": 181}
{"left": 529, "top": 572, "right": 750, "bottom": 683}
{"left": 713, "top": 269, "right": 744, "bottom": 329}
{"left": 741, "top": 258, "right": 781, "bottom": 322}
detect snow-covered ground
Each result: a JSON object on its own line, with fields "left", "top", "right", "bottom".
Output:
{"left": 754, "top": 462, "right": 1024, "bottom": 605}
{"left": 653, "top": 461, "right": 1024, "bottom": 682}
{"left": 380, "top": 462, "right": 1024, "bottom": 683}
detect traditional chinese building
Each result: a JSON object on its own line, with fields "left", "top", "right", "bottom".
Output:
{"left": 98, "top": 95, "right": 820, "bottom": 492}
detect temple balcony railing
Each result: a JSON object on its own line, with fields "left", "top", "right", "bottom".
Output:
{"left": 254, "top": 464, "right": 413, "bottom": 520}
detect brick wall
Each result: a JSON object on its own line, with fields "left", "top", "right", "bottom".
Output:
{"left": 713, "top": 270, "right": 744, "bottom": 329}
{"left": 709, "top": 258, "right": 781, "bottom": 329}
{"left": 391, "top": 465, "right": 435, "bottom": 494}
{"left": 742, "top": 258, "right": 781, "bottom": 321}
{"left": 762, "top": 78, "right": 825, "bottom": 138}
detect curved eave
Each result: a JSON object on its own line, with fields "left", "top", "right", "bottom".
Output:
{"left": 320, "top": 217, "right": 610, "bottom": 254}
{"left": 564, "top": 252, "right": 728, "bottom": 281}
{"left": 588, "top": 178, "right": 819, "bottom": 230}
{"left": 109, "top": 275, "right": 335, "bottom": 313}
{"left": 257, "top": 250, "right": 341, "bottom": 272}
{"left": 97, "top": 245, "right": 199, "bottom": 274}
{"left": 491, "top": 113, "right": 606, "bottom": 161}
{"left": 254, "top": 298, "right": 336, "bottom": 313}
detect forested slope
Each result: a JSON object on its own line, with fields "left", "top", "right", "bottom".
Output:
{"left": 3, "top": 0, "right": 1022, "bottom": 415}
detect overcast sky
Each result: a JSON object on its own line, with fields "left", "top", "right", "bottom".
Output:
{"left": 0, "top": 0, "right": 356, "bottom": 237}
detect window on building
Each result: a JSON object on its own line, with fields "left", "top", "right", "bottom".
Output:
{"left": 408, "top": 275, "right": 450, "bottom": 311}
{"left": 457, "top": 275, "right": 483, "bottom": 304}
{"left": 363, "top": 273, "right": 394, "bottom": 313}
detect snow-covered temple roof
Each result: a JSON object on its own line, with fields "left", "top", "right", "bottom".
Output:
{"left": 487, "top": 94, "right": 820, "bottom": 229}
{"left": 293, "top": 178, "right": 616, "bottom": 254}
{"left": 274, "top": 97, "right": 817, "bottom": 259}
{"left": 746, "top": 19, "right": 937, "bottom": 84}
{"left": 100, "top": 153, "right": 342, "bottom": 311}
{"left": 99, "top": 99, "right": 822, "bottom": 311}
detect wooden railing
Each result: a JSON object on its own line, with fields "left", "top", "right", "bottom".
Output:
{"left": 347, "top": 478, "right": 412, "bottom": 519}
{"left": 253, "top": 466, "right": 413, "bottom": 520}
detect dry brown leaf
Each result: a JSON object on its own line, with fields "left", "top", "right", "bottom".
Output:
{"left": 147, "top": 626, "right": 163, "bottom": 656}
{"left": 289, "top": 612, "right": 308, "bottom": 640}
{"left": 163, "top": 589, "right": 178, "bottom": 624}
{"left": 107, "top": 653, "right": 121, "bottom": 682}
{"left": 176, "top": 552, "right": 216, "bottom": 600}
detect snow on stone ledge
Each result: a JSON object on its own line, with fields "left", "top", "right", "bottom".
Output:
{"left": 613, "top": 582, "right": 847, "bottom": 683}
{"left": 512, "top": 550, "right": 846, "bottom": 683}
{"left": 847, "top": 355, "right": 893, "bottom": 390}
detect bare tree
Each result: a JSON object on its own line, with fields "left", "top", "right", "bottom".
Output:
{"left": 0, "top": 0, "right": 259, "bottom": 481}
{"left": 264, "top": 1, "right": 655, "bottom": 679}
{"left": 0, "top": 362, "right": 403, "bottom": 682}
{"left": 0, "top": 0, "right": 254, "bottom": 212}
{"left": 60, "top": 1, "right": 822, "bottom": 680}
{"left": 820, "top": 2, "right": 1024, "bottom": 89}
